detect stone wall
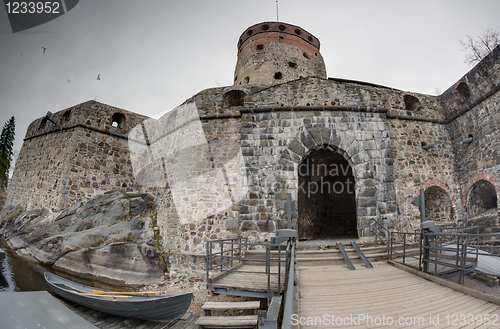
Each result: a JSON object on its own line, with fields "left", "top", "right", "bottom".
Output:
{"left": 389, "top": 119, "right": 459, "bottom": 228}
{"left": 130, "top": 95, "right": 246, "bottom": 253}
{"left": 6, "top": 100, "right": 148, "bottom": 211}
{"left": 443, "top": 45, "right": 500, "bottom": 220}
{"left": 130, "top": 72, "right": 498, "bottom": 257}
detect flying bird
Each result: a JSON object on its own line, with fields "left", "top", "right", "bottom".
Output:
{"left": 42, "top": 47, "right": 47, "bottom": 53}
{"left": 97, "top": 74, "right": 101, "bottom": 80}
{"left": 67, "top": 79, "right": 70, "bottom": 83}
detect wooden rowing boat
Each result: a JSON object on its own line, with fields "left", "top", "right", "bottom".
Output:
{"left": 44, "top": 272, "right": 193, "bottom": 322}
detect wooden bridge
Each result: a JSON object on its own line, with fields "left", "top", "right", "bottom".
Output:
{"left": 297, "top": 245, "right": 500, "bottom": 329}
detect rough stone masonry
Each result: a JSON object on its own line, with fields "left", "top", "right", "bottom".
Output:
{"left": 3, "top": 21, "right": 500, "bottom": 278}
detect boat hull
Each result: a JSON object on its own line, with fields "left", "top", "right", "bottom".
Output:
{"left": 45, "top": 272, "right": 192, "bottom": 322}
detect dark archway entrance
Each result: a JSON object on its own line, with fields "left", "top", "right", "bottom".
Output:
{"left": 298, "top": 149, "right": 357, "bottom": 240}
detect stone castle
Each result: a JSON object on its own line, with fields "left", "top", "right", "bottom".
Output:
{"left": 6, "top": 21, "right": 500, "bottom": 271}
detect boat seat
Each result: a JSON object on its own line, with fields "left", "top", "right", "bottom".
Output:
{"left": 201, "top": 301, "right": 261, "bottom": 315}
{"left": 196, "top": 315, "right": 258, "bottom": 329}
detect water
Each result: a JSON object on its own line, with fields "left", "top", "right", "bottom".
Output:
{"left": 0, "top": 242, "right": 51, "bottom": 292}
{"left": 0, "top": 239, "right": 141, "bottom": 293}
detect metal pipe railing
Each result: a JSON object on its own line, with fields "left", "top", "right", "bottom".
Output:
{"left": 420, "top": 230, "right": 500, "bottom": 284}
{"left": 281, "top": 238, "right": 296, "bottom": 329}
{"left": 369, "top": 218, "right": 392, "bottom": 259}
{"left": 370, "top": 220, "right": 500, "bottom": 285}
{"left": 206, "top": 237, "right": 288, "bottom": 296}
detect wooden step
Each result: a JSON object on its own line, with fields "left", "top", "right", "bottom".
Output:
{"left": 196, "top": 315, "right": 258, "bottom": 328}
{"left": 201, "top": 301, "right": 260, "bottom": 315}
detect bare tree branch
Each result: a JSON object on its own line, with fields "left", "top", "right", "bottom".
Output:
{"left": 460, "top": 28, "right": 500, "bottom": 66}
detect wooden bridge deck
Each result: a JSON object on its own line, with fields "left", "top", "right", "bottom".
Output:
{"left": 298, "top": 261, "right": 500, "bottom": 328}
{"left": 208, "top": 264, "right": 285, "bottom": 293}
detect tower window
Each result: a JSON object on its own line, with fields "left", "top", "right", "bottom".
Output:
{"left": 294, "top": 29, "right": 301, "bottom": 35}
{"left": 308, "top": 36, "right": 313, "bottom": 42}
{"left": 39, "top": 117, "right": 47, "bottom": 130}
{"left": 274, "top": 72, "right": 283, "bottom": 80}
{"left": 288, "top": 62, "right": 297, "bottom": 68}
{"left": 256, "top": 44, "right": 264, "bottom": 50}
{"left": 404, "top": 95, "right": 421, "bottom": 111}
{"left": 111, "top": 112, "right": 126, "bottom": 128}
{"left": 244, "top": 76, "right": 250, "bottom": 84}
{"left": 223, "top": 90, "right": 246, "bottom": 107}
{"left": 61, "top": 110, "right": 71, "bottom": 122}
{"left": 279, "top": 24, "right": 286, "bottom": 31}
{"left": 457, "top": 81, "right": 471, "bottom": 99}
{"left": 247, "top": 29, "right": 253, "bottom": 36}
{"left": 261, "top": 24, "right": 269, "bottom": 30}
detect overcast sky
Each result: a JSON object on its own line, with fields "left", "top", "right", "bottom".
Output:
{"left": 0, "top": 0, "right": 499, "bottom": 164}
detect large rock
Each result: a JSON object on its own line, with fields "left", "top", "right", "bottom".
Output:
{"left": 53, "top": 243, "right": 163, "bottom": 286}
{"left": 0, "top": 190, "right": 164, "bottom": 286}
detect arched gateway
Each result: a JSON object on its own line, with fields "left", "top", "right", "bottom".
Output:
{"left": 298, "top": 149, "right": 357, "bottom": 240}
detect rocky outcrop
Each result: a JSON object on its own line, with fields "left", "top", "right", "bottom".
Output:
{"left": 0, "top": 190, "right": 165, "bottom": 286}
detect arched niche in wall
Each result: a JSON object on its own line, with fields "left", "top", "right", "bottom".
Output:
{"left": 61, "top": 110, "right": 71, "bottom": 123}
{"left": 467, "top": 179, "right": 498, "bottom": 219}
{"left": 424, "top": 186, "right": 452, "bottom": 222}
{"left": 39, "top": 117, "right": 48, "bottom": 130}
{"left": 456, "top": 81, "right": 471, "bottom": 101}
{"left": 223, "top": 90, "right": 246, "bottom": 108}
{"left": 403, "top": 94, "right": 422, "bottom": 111}
{"left": 111, "top": 112, "right": 126, "bottom": 128}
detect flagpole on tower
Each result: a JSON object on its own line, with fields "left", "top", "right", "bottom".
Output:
{"left": 276, "top": 0, "right": 279, "bottom": 22}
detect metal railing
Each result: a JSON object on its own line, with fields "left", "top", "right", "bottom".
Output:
{"left": 205, "top": 237, "right": 248, "bottom": 276}
{"left": 417, "top": 229, "right": 500, "bottom": 284}
{"left": 206, "top": 237, "right": 289, "bottom": 297}
{"left": 390, "top": 230, "right": 421, "bottom": 265}
{"left": 369, "top": 218, "right": 392, "bottom": 259}
{"left": 281, "top": 238, "right": 296, "bottom": 329}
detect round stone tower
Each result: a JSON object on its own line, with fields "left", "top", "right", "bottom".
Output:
{"left": 234, "top": 22, "right": 327, "bottom": 86}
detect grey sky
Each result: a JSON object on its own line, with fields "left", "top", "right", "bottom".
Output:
{"left": 0, "top": 0, "right": 499, "bottom": 163}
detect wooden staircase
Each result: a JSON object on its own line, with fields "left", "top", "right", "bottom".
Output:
{"left": 296, "top": 241, "right": 421, "bottom": 268}
{"left": 195, "top": 301, "right": 261, "bottom": 329}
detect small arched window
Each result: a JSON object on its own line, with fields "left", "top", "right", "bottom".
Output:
{"left": 223, "top": 90, "right": 246, "bottom": 108}
{"left": 404, "top": 95, "right": 422, "bottom": 111}
{"left": 39, "top": 117, "right": 48, "bottom": 130}
{"left": 111, "top": 112, "right": 126, "bottom": 128}
{"left": 456, "top": 81, "right": 471, "bottom": 100}
{"left": 61, "top": 110, "right": 71, "bottom": 123}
